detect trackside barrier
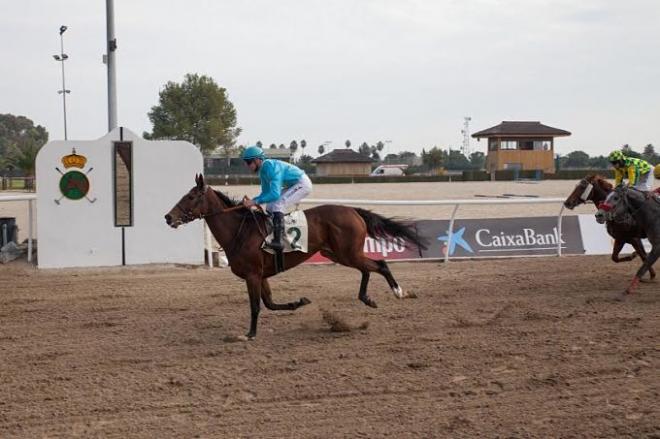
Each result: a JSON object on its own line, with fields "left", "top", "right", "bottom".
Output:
{"left": 0, "top": 194, "right": 36, "bottom": 262}
{"left": 300, "top": 198, "right": 566, "bottom": 262}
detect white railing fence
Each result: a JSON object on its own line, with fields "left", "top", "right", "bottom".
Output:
{"left": 1, "top": 194, "right": 567, "bottom": 266}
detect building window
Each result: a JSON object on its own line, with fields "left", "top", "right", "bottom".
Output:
{"left": 533, "top": 140, "right": 551, "bottom": 150}
{"left": 488, "top": 139, "right": 498, "bottom": 151}
{"left": 501, "top": 140, "right": 517, "bottom": 150}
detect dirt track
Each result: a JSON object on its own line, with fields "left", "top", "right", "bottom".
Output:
{"left": 1, "top": 256, "right": 658, "bottom": 438}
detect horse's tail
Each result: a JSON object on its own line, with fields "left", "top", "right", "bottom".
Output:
{"left": 354, "top": 208, "right": 428, "bottom": 250}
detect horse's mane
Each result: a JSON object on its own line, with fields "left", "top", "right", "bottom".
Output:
{"left": 587, "top": 174, "right": 613, "bottom": 191}
{"left": 213, "top": 189, "right": 240, "bottom": 207}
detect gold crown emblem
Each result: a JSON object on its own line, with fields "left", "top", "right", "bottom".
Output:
{"left": 61, "top": 148, "right": 87, "bottom": 169}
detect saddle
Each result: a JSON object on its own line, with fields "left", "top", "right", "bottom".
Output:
{"left": 262, "top": 210, "right": 309, "bottom": 254}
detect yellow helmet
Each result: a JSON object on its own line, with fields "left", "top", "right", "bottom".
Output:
{"left": 655, "top": 164, "right": 660, "bottom": 179}
{"left": 608, "top": 150, "right": 625, "bottom": 163}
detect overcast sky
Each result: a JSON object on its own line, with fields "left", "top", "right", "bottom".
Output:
{"left": 3, "top": 0, "right": 659, "bottom": 157}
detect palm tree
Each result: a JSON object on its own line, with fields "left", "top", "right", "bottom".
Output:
{"left": 345, "top": 139, "right": 351, "bottom": 149}
{"left": 256, "top": 140, "right": 263, "bottom": 148}
{"left": 269, "top": 143, "right": 277, "bottom": 149}
{"left": 289, "top": 140, "right": 299, "bottom": 163}
{"left": 300, "top": 139, "right": 307, "bottom": 154}
{"left": 318, "top": 144, "right": 325, "bottom": 155}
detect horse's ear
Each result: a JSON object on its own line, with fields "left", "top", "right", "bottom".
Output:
{"left": 197, "top": 174, "right": 205, "bottom": 189}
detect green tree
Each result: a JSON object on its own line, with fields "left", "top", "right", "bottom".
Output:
{"left": 564, "top": 150, "right": 590, "bottom": 168}
{"left": 621, "top": 144, "right": 641, "bottom": 159}
{"left": 376, "top": 141, "right": 385, "bottom": 153}
{"left": 421, "top": 147, "right": 445, "bottom": 169}
{"left": 588, "top": 155, "right": 610, "bottom": 169}
{"left": 444, "top": 149, "right": 470, "bottom": 170}
{"left": 256, "top": 140, "right": 263, "bottom": 148}
{"left": 144, "top": 73, "right": 241, "bottom": 156}
{"left": 6, "top": 138, "right": 42, "bottom": 177}
{"left": 642, "top": 144, "right": 659, "bottom": 165}
{"left": 269, "top": 143, "right": 277, "bottom": 149}
{"left": 300, "top": 139, "right": 307, "bottom": 154}
{"left": 468, "top": 151, "right": 486, "bottom": 170}
{"left": 0, "top": 114, "right": 48, "bottom": 174}
{"left": 317, "top": 144, "right": 325, "bottom": 155}
{"left": 0, "top": 114, "right": 48, "bottom": 170}
{"left": 358, "top": 142, "right": 371, "bottom": 156}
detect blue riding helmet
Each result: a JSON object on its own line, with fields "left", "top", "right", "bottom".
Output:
{"left": 242, "top": 145, "right": 266, "bottom": 161}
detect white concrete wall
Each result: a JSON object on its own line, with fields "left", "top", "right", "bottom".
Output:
{"left": 36, "top": 128, "right": 204, "bottom": 268}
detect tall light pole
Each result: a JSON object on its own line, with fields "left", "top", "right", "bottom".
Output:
{"left": 53, "top": 25, "right": 70, "bottom": 140}
{"left": 105, "top": 0, "right": 118, "bottom": 131}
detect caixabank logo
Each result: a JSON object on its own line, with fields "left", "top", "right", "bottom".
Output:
{"left": 419, "top": 216, "right": 585, "bottom": 258}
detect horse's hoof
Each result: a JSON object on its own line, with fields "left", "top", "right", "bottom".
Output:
{"left": 360, "top": 297, "right": 378, "bottom": 308}
{"left": 299, "top": 297, "right": 312, "bottom": 306}
{"left": 244, "top": 333, "right": 256, "bottom": 341}
{"left": 392, "top": 286, "right": 405, "bottom": 299}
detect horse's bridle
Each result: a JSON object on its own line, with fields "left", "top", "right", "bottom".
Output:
{"left": 578, "top": 178, "right": 593, "bottom": 202}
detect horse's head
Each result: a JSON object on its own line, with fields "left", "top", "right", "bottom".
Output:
{"left": 564, "top": 175, "right": 612, "bottom": 210}
{"left": 595, "top": 185, "right": 629, "bottom": 224}
{"left": 165, "top": 174, "right": 212, "bottom": 228}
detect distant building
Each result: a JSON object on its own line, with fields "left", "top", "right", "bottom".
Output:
{"left": 472, "top": 121, "right": 571, "bottom": 174}
{"left": 311, "top": 149, "right": 375, "bottom": 176}
{"left": 204, "top": 147, "right": 293, "bottom": 169}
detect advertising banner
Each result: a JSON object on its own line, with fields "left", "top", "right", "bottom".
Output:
{"left": 304, "top": 215, "right": 584, "bottom": 264}
{"left": 417, "top": 216, "right": 584, "bottom": 258}
{"left": 306, "top": 235, "right": 422, "bottom": 264}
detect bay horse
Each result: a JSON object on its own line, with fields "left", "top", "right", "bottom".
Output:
{"left": 563, "top": 174, "right": 655, "bottom": 280}
{"left": 595, "top": 186, "right": 660, "bottom": 294}
{"left": 165, "top": 174, "right": 427, "bottom": 339}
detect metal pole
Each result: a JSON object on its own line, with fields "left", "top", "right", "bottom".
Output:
{"left": 106, "top": 0, "right": 118, "bottom": 131}
{"left": 557, "top": 205, "right": 565, "bottom": 257}
{"left": 444, "top": 204, "right": 460, "bottom": 263}
{"left": 28, "top": 199, "right": 33, "bottom": 263}
{"left": 59, "top": 32, "right": 68, "bottom": 140}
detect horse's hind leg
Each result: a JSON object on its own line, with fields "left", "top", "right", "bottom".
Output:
{"left": 375, "top": 260, "right": 405, "bottom": 299}
{"left": 627, "top": 247, "right": 660, "bottom": 295}
{"left": 358, "top": 271, "right": 378, "bottom": 308}
{"left": 630, "top": 240, "right": 656, "bottom": 280}
{"left": 260, "top": 279, "right": 311, "bottom": 311}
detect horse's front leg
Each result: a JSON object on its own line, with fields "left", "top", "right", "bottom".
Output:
{"left": 611, "top": 239, "right": 636, "bottom": 263}
{"left": 261, "top": 279, "right": 311, "bottom": 311}
{"left": 245, "top": 274, "right": 262, "bottom": 339}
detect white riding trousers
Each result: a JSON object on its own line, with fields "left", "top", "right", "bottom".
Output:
{"left": 267, "top": 174, "right": 313, "bottom": 213}
{"left": 633, "top": 171, "right": 654, "bottom": 192}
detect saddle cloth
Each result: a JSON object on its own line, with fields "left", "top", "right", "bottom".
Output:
{"left": 262, "top": 210, "right": 309, "bottom": 254}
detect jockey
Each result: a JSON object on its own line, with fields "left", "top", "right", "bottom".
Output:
{"left": 608, "top": 150, "right": 654, "bottom": 191}
{"left": 241, "top": 145, "right": 312, "bottom": 258}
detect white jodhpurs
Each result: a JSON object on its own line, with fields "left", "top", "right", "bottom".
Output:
{"left": 633, "top": 171, "right": 654, "bottom": 192}
{"left": 267, "top": 174, "right": 313, "bottom": 213}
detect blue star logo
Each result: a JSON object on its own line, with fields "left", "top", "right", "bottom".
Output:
{"left": 437, "top": 227, "right": 474, "bottom": 255}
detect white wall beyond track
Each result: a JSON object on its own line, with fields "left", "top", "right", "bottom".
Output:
{"left": 35, "top": 127, "right": 204, "bottom": 269}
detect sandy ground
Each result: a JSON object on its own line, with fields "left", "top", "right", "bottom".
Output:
{"left": 1, "top": 256, "right": 659, "bottom": 438}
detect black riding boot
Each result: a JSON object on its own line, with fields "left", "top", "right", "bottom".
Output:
{"left": 271, "top": 212, "right": 285, "bottom": 272}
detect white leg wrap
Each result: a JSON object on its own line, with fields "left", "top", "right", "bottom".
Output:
{"left": 392, "top": 286, "right": 404, "bottom": 299}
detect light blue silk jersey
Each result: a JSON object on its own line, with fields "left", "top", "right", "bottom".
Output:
{"left": 253, "top": 159, "right": 305, "bottom": 204}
